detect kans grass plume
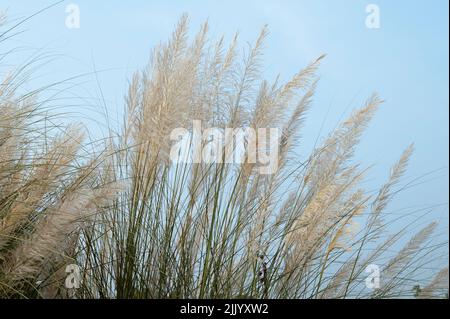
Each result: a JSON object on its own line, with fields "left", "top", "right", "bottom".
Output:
{"left": 0, "top": 12, "right": 448, "bottom": 298}
{"left": 0, "top": 11, "right": 118, "bottom": 298}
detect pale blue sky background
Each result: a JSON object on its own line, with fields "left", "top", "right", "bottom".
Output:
{"left": 1, "top": 1, "right": 448, "bottom": 247}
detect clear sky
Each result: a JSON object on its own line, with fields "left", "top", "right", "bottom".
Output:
{"left": 2, "top": 1, "right": 449, "bottom": 242}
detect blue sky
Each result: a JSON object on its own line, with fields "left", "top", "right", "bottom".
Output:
{"left": 2, "top": 1, "right": 449, "bottom": 240}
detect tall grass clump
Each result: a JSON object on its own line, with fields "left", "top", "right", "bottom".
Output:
{"left": 0, "top": 12, "right": 117, "bottom": 298}
{"left": 74, "top": 16, "right": 448, "bottom": 299}
{"left": 0, "top": 10, "right": 447, "bottom": 299}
